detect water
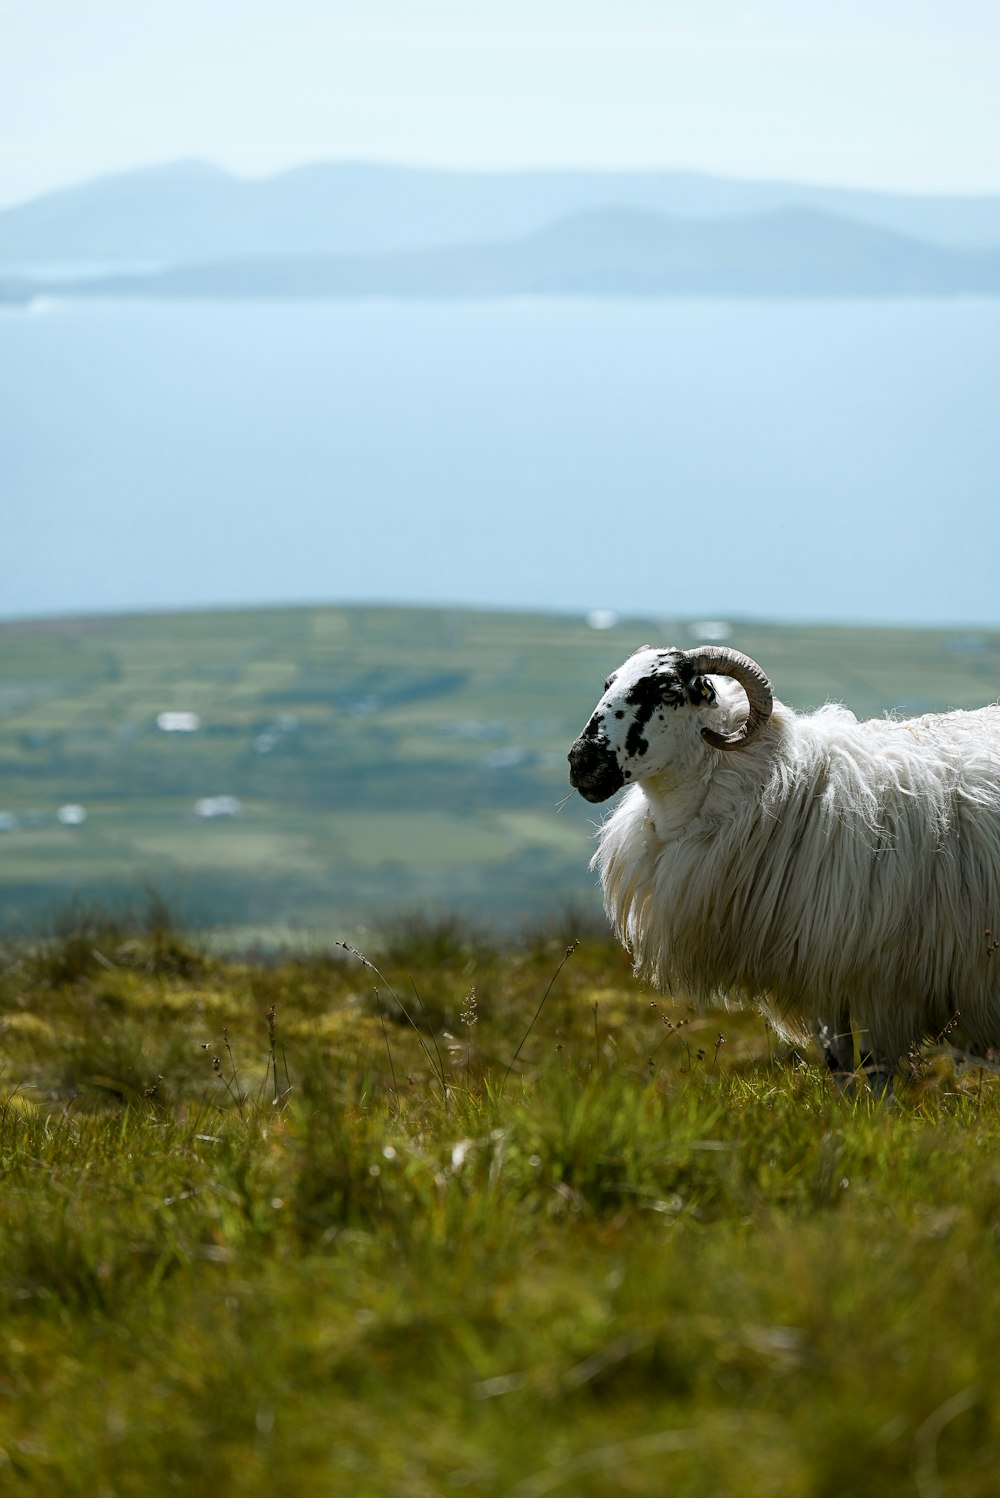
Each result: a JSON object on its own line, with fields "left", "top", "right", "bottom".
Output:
{"left": 2, "top": 296, "right": 998, "bottom": 626}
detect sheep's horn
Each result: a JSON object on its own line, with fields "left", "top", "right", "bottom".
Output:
{"left": 683, "top": 647, "right": 773, "bottom": 751}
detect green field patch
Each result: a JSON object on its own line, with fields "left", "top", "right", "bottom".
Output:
{"left": 0, "top": 827, "right": 132, "bottom": 879}
{"left": 125, "top": 822, "right": 331, "bottom": 875}
{"left": 327, "top": 810, "right": 517, "bottom": 868}
{"left": 227, "top": 659, "right": 300, "bottom": 697}
{"left": 495, "top": 809, "right": 594, "bottom": 856}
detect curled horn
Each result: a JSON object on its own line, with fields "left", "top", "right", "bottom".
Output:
{"left": 683, "top": 647, "right": 773, "bottom": 751}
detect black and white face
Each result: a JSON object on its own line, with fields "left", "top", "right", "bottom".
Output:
{"left": 568, "top": 647, "right": 719, "bottom": 804}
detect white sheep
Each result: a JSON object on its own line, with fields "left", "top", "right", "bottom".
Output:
{"left": 568, "top": 644, "right": 1000, "bottom": 1094}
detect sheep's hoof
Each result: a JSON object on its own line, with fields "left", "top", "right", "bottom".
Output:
{"left": 860, "top": 1053, "right": 895, "bottom": 1104}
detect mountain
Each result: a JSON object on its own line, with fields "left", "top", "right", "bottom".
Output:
{"left": 4, "top": 205, "right": 999, "bottom": 303}
{"left": 2, "top": 159, "right": 1000, "bottom": 270}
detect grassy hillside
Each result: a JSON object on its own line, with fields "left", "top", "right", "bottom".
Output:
{"left": 2, "top": 603, "right": 1000, "bottom": 939}
{"left": 1, "top": 912, "right": 999, "bottom": 1495}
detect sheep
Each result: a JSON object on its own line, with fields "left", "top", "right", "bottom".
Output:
{"left": 568, "top": 643, "right": 1000, "bottom": 1095}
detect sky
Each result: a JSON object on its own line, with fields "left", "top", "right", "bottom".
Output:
{"left": 2, "top": 0, "right": 1000, "bottom": 208}
{"left": 3, "top": 0, "right": 999, "bottom": 632}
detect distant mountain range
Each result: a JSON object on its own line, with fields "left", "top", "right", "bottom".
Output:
{"left": 2, "top": 159, "right": 1000, "bottom": 301}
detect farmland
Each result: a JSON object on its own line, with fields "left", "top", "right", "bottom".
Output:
{"left": 2, "top": 603, "right": 999, "bottom": 940}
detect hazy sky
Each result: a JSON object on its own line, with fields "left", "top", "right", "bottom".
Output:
{"left": 3, "top": 0, "right": 1000, "bottom": 208}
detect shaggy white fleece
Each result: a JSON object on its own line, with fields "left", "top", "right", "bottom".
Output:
{"left": 593, "top": 677, "right": 1000, "bottom": 1071}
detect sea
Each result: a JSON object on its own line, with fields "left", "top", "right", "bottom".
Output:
{"left": 2, "top": 296, "right": 998, "bottom": 627}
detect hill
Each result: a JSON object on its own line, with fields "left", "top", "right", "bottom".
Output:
{"left": 2, "top": 161, "right": 1000, "bottom": 302}
{"left": 5, "top": 206, "right": 998, "bottom": 302}
{"left": 3, "top": 159, "right": 1000, "bottom": 264}
{"left": 2, "top": 602, "right": 999, "bottom": 940}
{"left": 44, "top": 206, "right": 1000, "bottom": 300}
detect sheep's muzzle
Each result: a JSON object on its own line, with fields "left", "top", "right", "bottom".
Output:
{"left": 568, "top": 737, "right": 624, "bottom": 803}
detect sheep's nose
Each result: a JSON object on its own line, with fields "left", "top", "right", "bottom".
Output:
{"left": 568, "top": 737, "right": 624, "bottom": 804}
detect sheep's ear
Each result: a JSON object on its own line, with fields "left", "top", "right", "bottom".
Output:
{"left": 685, "top": 674, "right": 717, "bottom": 708}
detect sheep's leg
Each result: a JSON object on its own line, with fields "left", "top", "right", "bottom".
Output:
{"left": 858, "top": 1035, "right": 895, "bottom": 1102}
{"left": 815, "top": 1016, "right": 856, "bottom": 1091}
{"left": 815, "top": 1019, "right": 895, "bottom": 1101}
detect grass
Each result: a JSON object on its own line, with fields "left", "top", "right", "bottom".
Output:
{"left": 2, "top": 907, "right": 1000, "bottom": 1495}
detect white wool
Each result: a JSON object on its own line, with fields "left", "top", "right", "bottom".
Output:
{"left": 594, "top": 692, "right": 1000, "bottom": 1068}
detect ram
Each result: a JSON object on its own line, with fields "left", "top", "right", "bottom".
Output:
{"left": 568, "top": 644, "right": 1000, "bottom": 1095}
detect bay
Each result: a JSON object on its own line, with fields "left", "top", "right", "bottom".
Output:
{"left": 2, "top": 297, "right": 998, "bottom": 627}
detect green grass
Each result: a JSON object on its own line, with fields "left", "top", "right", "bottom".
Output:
{"left": 2, "top": 909, "right": 1000, "bottom": 1495}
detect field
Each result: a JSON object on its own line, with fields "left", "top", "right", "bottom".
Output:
{"left": 2, "top": 911, "right": 999, "bottom": 1495}
{"left": 2, "top": 603, "right": 1000, "bottom": 938}
{"left": 5, "top": 605, "right": 1000, "bottom": 1490}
